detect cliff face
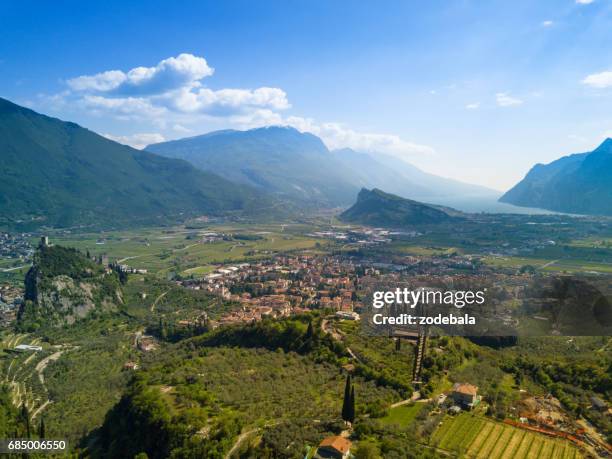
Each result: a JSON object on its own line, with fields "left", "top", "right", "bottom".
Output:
{"left": 500, "top": 139, "right": 612, "bottom": 215}
{"left": 340, "top": 188, "right": 460, "bottom": 227}
{"left": 18, "top": 244, "right": 122, "bottom": 330}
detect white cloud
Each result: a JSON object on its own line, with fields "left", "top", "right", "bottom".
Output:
{"left": 465, "top": 102, "right": 480, "bottom": 110}
{"left": 582, "top": 71, "right": 612, "bottom": 88}
{"left": 53, "top": 52, "right": 433, "bottom": 160}
{"left": 496, "top": 92, "right": 523, "bottom": 107}
{"left": 576, "top": 0, "right": 594, "bottom": 4}
{"left": 81, "top": 95, "right": 167, "bottom": 119}
{"left": 68, "top": 54, "right": 214, "bottom": 95}
{"left": 103, "top": 132, "right": 165, "bottom": 149}
{"left": 280, "top": 116, "right": 434, "bottom": 158}
{"left": 64, "top": 53, "right": 288, "bottom": 119}
{"left": 67, "top": 70, "right": 127, "bottom": 92}
{"left": 163, "top": 86, "right": 290, "bottom": 114}
{"left": 541, "top": 20, "right": 554, "bottom": 27}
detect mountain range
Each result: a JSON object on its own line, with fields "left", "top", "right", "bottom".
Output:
{"left": 5, "top": 94, "right": 610, "bottom": 231}
{"left": 146, "top": 127, "right": 498, "bottom": 207}
{"left": 500, "top": 139, "right": 612, "bottom": 216}
{"left": 340, "top": 188, "right": 462, "bottom": 226}
{"left": 0, "top": 98, "right": 271, "bottom": 229}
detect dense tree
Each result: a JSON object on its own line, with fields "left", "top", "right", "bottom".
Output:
{"left": 342, "top": 374, "right": 352, "bottom": 423}
{"left": 305, "top": 320, "right": 314, "bottom": 340}
{"left": 349, "top": 386, "right": 356, "bottom": 424}
{"left": 20, "top": 403, "right": 30, "bottom": 438}
{"left": 354, "top": 441, "right": 381, "bottom": 459}
{"left": 39, "top": 416, "right": 45, "bottom": 439}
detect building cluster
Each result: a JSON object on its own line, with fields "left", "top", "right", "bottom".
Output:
{"left": 0, "top": 232, "right": 33, "bottom": 261}
{"left": 111, "top": 263, "right": 148, "bottom": 274}
{"left": 0, "top": 284, "right": 23, "bottom": 326}
{"left": 181, "top": 255, "right": 365, "bottom": 326}
{"left": 306, "top": 227, "right": 399, "bottom": 245}
{"left": 175, "top": 245, "right": 542, "bottom": 328}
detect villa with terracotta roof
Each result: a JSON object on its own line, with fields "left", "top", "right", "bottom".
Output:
{"left": 451, "top": 382, "right": 481, "bottom": 409}
{"left": 315, "top": 436, "right": 352, "bottom": 459}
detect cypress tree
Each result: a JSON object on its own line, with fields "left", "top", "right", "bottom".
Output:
{"left": 159, "top": 318, "right": 167, "bottom": 340}
{"left": 395, "top": 338, "right": 401, "bottom": 352}
{"left": 348, "top": 385, "right": 356, "bottom": 424}
{"left": 20, "top": 403, "right": 30, "bottom": 438}
{"left": 305, "top": 320, "right": 314, "bottom": 340}
{"left": 341, "top": 374, "right": 351, "bottom": 422}
{"left": 38, "top": 417, "right": 45, "bottom": 439}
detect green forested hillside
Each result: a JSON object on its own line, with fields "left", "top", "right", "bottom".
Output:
{"left": 0, "top": 98, "right": 271, "bottom": 229}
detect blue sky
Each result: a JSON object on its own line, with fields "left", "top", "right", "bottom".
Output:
{"left": 2, "top": 0, "right": 612, "bottom": 190}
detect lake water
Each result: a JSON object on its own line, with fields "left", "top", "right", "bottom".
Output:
{"left": 419, "top": 195, "right": 559, "bottom": 215}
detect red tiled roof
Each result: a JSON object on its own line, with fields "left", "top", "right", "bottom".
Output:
{"left": 452, "top": 382, "right": 478, "bottom": 396}
{"left": 319, "top": 436, "right": 352, "bottom": 453}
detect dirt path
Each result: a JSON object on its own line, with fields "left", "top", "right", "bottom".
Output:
{"left": 1, "top": 265, "right": 28, "bottom": 272}
{"left": 31, "top": 400, "right": 52, "bottom": 419}
{"left": 390, "top": 392, "right": 423, "bottom": 408}
{"left": 174, "top": 242, "right": 201, "bottom": 252}
{"left": 35, "top": 351, "right": 64, "bottom": 385}
{"left": 225, "top": 421, "right": 281, "bottom": 458}
{"left": 540, "top": 259, "right": 560, "bottom": 269}
{"left": 321, "top": 319, "right": 360, "bottom": 362}
{"left": 117, "top": 255, "right": 144, "bottom": 263}
{"left": 151, "top": 290, "right": 169, "bottom": 312}
{"left": 225, "top": 428, "right": 259, "bottom": 459}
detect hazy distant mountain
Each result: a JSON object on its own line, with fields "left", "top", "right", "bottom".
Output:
{"left": 332, "top": 148, "right": 499, "bottom": 200}
{"left": 500, "top": 139, "right": 612, "bottom": 215}
{"left": 330, "top": 148, "right": 432, "bottom": 197}
{"left": 147, "top": 126, "right": 359, "bottom": 206}
{"left": 340, "top": 188, "right": 461, "bottom": 226}
{"left": 0, "top": 98, "right": 269, "bottom": 229}
{"left": 147, "top": 127, "right": 498, "bottom": 208}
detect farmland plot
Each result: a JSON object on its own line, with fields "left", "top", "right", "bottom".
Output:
{"left": 432, "top": 413, "right": 583, "bottom": 459}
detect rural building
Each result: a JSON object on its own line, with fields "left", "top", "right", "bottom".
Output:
{"left": 123, "top": 361, "right": 139, "bottom": 371}
{"left": 315, "top": 436, "right": 352, "bottom": 459}
{"left": 14, "top": 344, "right": 42, "bottom": 352}
{"left": 451, "top": 382, "right": 480, "bottom": 409}
{"left": 590, "top": 396, "right": 607, "bottom": 412}
{"left": 335, "top": 311, "right": 360, "bottom": 320}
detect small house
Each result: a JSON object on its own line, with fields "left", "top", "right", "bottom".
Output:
{"left": 315, "top": 436, "right": 352, "bottom": 459}
{"left": 451, "top": 382, "right": 480, "bottom": 409}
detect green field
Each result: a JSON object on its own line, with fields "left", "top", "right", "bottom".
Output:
{"left": 45, "top": 224, "right": 323, "bottom": 278}
{"left": 432, "top": 413, "right": 582, "bottom": 459}
{"left": 380, "top": 403, "right": 424, "bottom": 427}
{"left": 483, "top": 255, "right": 612, "bottom": 274}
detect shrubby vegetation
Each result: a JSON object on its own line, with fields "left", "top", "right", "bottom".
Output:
{"left": 238, "top": 419, "right": 343, "bottom": 458}
{"left": 192, "top": 315, "right": 347, "bottom": 361}
{"left": 93, "top": 316, "right": 403, "bottom": 457}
